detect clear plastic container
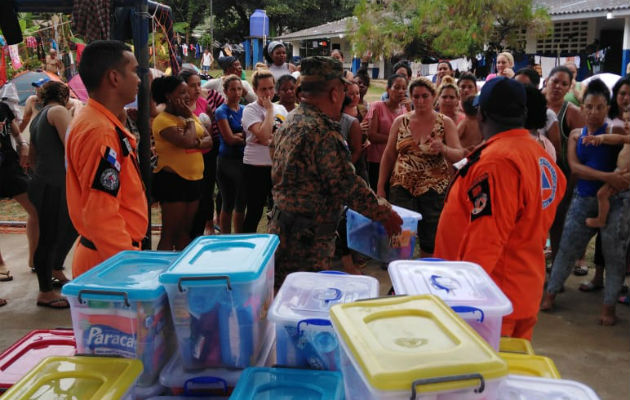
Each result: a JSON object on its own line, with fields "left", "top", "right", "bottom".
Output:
{"left": 62, "top": 251, "right": 179, "bottom": 385}
{"left": 0, "top": 329, "right": 76, "bottom": 391}
{"left": 159, "top": 324, "right": 275, "bottom": 397}
{"left": 388, "top": 259, "right": 513, "bottom": 350}
{"left": 330, "top": 295, "right": 508, "bottom": 400}
{"left": 347, "top": 205, "right": 422, "bottom": 262}
{"left": 134, "top": 380, "right": 165, "bottom": 399}
{"left": 0, "top": 356, "right": 143, "bottom": 400}
{"left": 159, "top": 234, "right": 279, "bottom": 370}
{"left": 497, "top": 375, "right": 600, "bottom": 399}
{"left": 229, "top": 367, "right": 344, "bottom": 399}
{"left": 268, "top": 271, "right": 378, "bottom": 370}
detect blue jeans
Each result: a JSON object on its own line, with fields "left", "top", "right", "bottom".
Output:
{"left": 547, "top": 190, "right": 630, "bottom": 305}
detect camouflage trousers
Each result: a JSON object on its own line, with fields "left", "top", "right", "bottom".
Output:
{"left": 268, "top": 218, "right": 337, "bottom": 290}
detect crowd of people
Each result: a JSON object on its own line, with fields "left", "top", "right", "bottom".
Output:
{"left": 0, "top": 41, "right": 628, "bottom": 338}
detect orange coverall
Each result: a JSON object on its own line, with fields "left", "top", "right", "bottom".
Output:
{"left": 66, "top": 99, "right": 148, "bottom": 277}
{"left": 435, "top": 129, "right": 566, "bottom": 339}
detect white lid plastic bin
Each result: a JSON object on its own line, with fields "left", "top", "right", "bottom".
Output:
{"left": 159, "top": 324, "right": 275, "bottom": 397}
{"left": 330, "top": 295, "right": 508, "bottom": 400}
{"left": 388, "top": 259, "right": 513, "bottom": 350}
{"left": 497, "top": 375, "right": 601, "bottom": 399}
{"left": 229, "top": 367, "right": 345, "bottom": 399}
{"left": 62, "top": 251, "right": 179, "bottom": 386}
{"left": 159, "top": 234, "right": 279, "bottom": 370}
{"left": 346, "top": 205, "right": 422, "bottom": 262}
{"left": 268, "top": 271, "right": 379, "bottom": 370}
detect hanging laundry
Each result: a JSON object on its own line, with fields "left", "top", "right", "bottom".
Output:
{"left": 8, "top": 45, "right": 21, "bottom": 70}
{"left": 51, "top": 39, "right": 58, "bottom": 50}
{"left": 25, "top": 36, "right": 37, "bottom": 48}
{"left": 0, "top": 50, "right": 6, "bottom": 87}
{"left": 72, "top": 0, "right": 112, "bottom": 42}
{"left": 75, "top": 42, "right": 86, "bottom": 64}
{"left": 36, "top": 36, "right": 45, "bottom": 60}
{"left": 0, "top": 36, "right": 5, "bottom": 46}
{"left": 195, "top": 43, "right": 201, "bottom": 59}
{"left": 182, "top": 44, "right": 188, "bottom": 57}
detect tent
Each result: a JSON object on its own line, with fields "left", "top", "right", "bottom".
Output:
{"left": 8, "top": 70, "right": 74, "bottom": 105}
{"left": 11, "top": 0, "right": 177, "bottom": 248}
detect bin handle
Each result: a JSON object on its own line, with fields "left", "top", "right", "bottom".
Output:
{"left": 322, "top": 287, "right": 342, "bottom": 304}
{"left": 410, "top": 373, "right": 485, "bottom": 400}
{"left": 297, "top": 318, "right": 332, "bottom": 336}
{"left": 318, "top": 271, "right": 347, "bottom": 275}
{"left": 77, "top": 289, "right": 130, "bottom": 308}
{"left": 451, "top": 306, "right": 485, "bottom": 323}
{"left": 183, "top": 376, "right": 228, "bottom": 395}
{"left": 419, "top": 257, "right": 445, "bottom": 262}
{"left": 430, "top": 274, "right": 453, "bottom": 293}
{"left": 178, "top": 275, "right": 231, "bottom": 292}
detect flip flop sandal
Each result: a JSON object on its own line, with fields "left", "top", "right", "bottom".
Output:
{"left": 36, "top": 298, "right": 70, "bottom": 309}
{"left": 579, "top": 281, "right": 604, "bottom": 292}
{"left": 573, "top": 265, "right": 589, "bottom": 276}
{"left": 0, "top": 270, "right": 13, "bottom": 282}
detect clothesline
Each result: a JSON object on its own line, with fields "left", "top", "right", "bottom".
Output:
{"left": 23, "top": 20, "right": 72, "bottom": 36}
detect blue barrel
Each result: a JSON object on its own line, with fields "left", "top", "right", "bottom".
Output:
{"left": 249, "top": 9, "right": 269, "bottom": 38}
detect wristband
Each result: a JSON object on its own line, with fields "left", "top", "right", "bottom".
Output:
{"left": 185, "top": 117, "right": 195, "bottom": 124}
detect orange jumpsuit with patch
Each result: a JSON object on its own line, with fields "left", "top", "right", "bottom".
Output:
{"left": 434, "top": 129, "right": 566, "bottom": 340}
{"left": 66, "top": 99, "right": 148, "bottom": 277}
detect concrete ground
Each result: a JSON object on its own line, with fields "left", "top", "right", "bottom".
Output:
{"left": 0, "top": 232, "right": 628, "bottom": 398}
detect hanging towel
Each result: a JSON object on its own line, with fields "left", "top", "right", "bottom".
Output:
{"left": 51, "top": 38, "right": 58, "bottom": 50}
{"left": 75, "top": 42, "right": 86, "bottom": 64}
{"left": 0, "top": 50, "right": 6, "bottom": 87}
{"left": 8, "top": 44, "right": 21, "bottom": 70}
{"left": 72, "top": 0, "right": 112, "bottom": 42}
{"left": 25, "top": 36, "right": 37, "bottom": 48}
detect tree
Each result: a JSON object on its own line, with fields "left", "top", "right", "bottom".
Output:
{"left": 350, "top": 0, "right": 552, "bottom": 60}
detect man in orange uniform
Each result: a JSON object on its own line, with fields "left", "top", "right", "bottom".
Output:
{"left": 66, "top": 40, "right": 148, "bottom": 277}
{"left": 434, "top": 77, "right": 566, "bottom": 340}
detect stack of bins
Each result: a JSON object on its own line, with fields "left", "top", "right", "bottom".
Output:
{"left": 388, "top": 259, "right": 513, "bottom": 350}
{"left": 346, "top": 205, "right": 422, "bottom": 262}
{"left": 330, "top": 295, "right": 508, "bottom": 399}
{"left": 62, "top": 251, "right": 180, "bottom": 390}
{"left": 268, "top": 271, "right": 379, "bottom": 370}
{"left": 159, "top": 234, "right": 279, "bottom": 370}
{"left": 499, "top": 353, "right": 561, "bottom": 379}
{"left": 0, "top": 329, "right": 76, "bottom": 393}
{"left": 0, "top": 356, "right": 143, "bottom": 400}
{"left": 229, "top": 367, "right": 345, "bottom": 399}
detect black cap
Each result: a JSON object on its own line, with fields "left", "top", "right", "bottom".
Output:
{"left": 474, "top": 77, "right": 526, "bottom": 119}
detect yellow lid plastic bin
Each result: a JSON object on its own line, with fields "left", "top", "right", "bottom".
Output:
{"left": 499, "top": 353, "right": 561, "bottom": 379}
{"left": 346, "top": 205, "right": 422, "bottom": 262}
{"left": 330, "top": 295, "right": 509, "bottom": 400}
{"left": 61, "top": 251, "right": 180, "bottom": 386}
{"left": 497, "top": 375, "right": 601, "bottom": 399}
{"left": 388, "top": 260, "right": 513, "bottom": 351}
{"left": 499, "top": 337, "right": 535, "bottom": 355}
{"left": 0, "top": 356, "right": 143, "bottom": 400}
{"left": 268, "top": 271, "right": 379, "bottom": 370}
{"left": 159, "top": 234, "right": 279, "bottom": 370}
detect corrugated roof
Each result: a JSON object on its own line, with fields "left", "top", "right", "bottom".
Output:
{"left": 535, "top": 0, "right": 630, "bottom": 15}
{"left": 276, "top": 17, "right": 356, "bottom": 41}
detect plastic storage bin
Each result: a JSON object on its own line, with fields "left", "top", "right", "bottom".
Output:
{"left": 388, "top": 259, "right": 513, "bottom": 350}
{"left": 268, "top": 271, "right": 378, "bottom": 370}
{"left": 0, "top": 329, "right": 76, "bottom": 391}
{"left": 0, "top": 356, "right": 143, "bottom": 400}
{"left": 229, "top": 367, "right": 344, "bottom": 400}
{"left": 62, "top": 251, "right": 179, "bottom": 385}
{"left": 499, "top": 337, "right": 535, "bottom": 355}
{"left": 499, "top": 353, "right": 561, "bottom": 379}
{"left": 497, "top": 375, "right": 600, "bottom": 399}
{"left": 160, "top": 234, "right": 279, "bottom": 370}
{"left": 347, "top": 205, "right": 422, "bottom": 262}
{"left": 134, "top": 380, "right": 165, "bottom": 399}
{"left": 159, "top": 324, "right": 275, "bottom": 396}
{"left": 330, "top": 295, "right": 508, "bottom": 400}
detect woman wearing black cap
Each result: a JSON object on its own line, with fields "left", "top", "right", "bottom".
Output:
{"left": 264, "top": 41, "right": 297, "bottom": 81}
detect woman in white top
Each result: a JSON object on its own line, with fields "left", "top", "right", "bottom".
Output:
{"left": 264, "top": 41, "right": 297, "bottom": 82}
{"left": 241, "top": 70, "right": 288, "bottom": 232}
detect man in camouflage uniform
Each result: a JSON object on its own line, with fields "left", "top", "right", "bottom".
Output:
{"left": 269, "top": 56, "right": 402, "bottom": 289}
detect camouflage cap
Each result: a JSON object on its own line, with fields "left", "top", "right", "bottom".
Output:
{"left": 300, "top": 56, "right": 352, "bottom": 84}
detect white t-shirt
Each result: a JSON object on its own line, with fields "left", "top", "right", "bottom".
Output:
{"left": 538, "top": 109, "right": 558, "bottom": 137}
{"left": 202, "top": 52, "right": 212, "bottom": 67}
{"left": 242, "top": 102, "right": 287, "bottom": 166}
{"left": 269, "top": 63, "right": 291, "bottom": 81}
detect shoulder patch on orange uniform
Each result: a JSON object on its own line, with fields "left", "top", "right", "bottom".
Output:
{"left": 468, "top": 174, "right": 492, "bottom": 220}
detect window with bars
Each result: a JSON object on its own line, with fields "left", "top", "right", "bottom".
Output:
{"left": 536, "top": 20, "right": 590, "bottom": 54}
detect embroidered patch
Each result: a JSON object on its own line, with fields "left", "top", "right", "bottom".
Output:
{"left": 92, "top": 157, "right": 120, "bottom": 196}
{"left": 468, "top": 175, "right": 492, "bottom": 220}
{"left": 539, "top": 157, "right": 558, "bottom": 209}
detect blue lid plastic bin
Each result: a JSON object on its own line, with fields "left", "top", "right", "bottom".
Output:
{"left": 346, "top": 205, "right": 422, "bottom": 262}
{"left": 388, "top": 260, "right": 513, "bottom": 351}
{"left": 159, "top": 234, "right": 279, "bottom": 370}
{"left": 229, "top": 367, "right": 344, "bottom": 400}
{"left": 62, "top": 251, "right": 179, "bottom": 386}
{"left": 268, "top": 271, "right": 378, "bottom": 370}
